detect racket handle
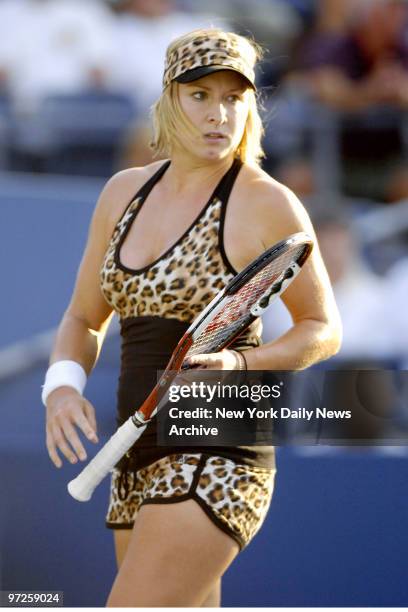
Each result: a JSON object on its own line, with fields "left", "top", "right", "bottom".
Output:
{"left": 67, "top": 417, "right": 147, "bottom": 502}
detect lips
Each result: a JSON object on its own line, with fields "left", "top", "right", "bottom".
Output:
{"left": 204, "top": 132, "right": 228, "bottom": 141}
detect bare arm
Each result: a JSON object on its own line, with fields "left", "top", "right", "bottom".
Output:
{"left": 49, "top": 195, "right": 116, "bottom": 373}
{"left": 245, "top": 180, "right": 342, "bottom": 370}
{"left": 306, "top": 67, "right": 377, "bottom": 111}
{"left": 45, "top": 167, "right": 150, "bottom": 467}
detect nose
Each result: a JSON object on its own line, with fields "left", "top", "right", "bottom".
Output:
{"left": 207, "top": 101, "right": 227, "bottom": 125}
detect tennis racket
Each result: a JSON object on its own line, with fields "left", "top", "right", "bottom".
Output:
{"left": 68, "top": 232, "right": 313, "bottom": 501}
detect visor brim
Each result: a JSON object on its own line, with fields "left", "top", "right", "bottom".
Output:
{"left": 175, "top": 65, "right": 255, "bottom": 89}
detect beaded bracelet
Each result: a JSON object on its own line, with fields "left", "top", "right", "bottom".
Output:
{"left": 230, "top": 350, "right": 247, "bottom": 371}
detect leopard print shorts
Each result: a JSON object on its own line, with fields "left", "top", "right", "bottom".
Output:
{"left": 106, "top": 453, "right": 276, "bottom": 550}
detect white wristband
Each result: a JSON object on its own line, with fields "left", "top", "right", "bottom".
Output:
{"left": 42, "top": 360, "right": 87, "bottom": 407}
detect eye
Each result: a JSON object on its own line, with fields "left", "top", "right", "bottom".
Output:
{"left": 192, "top": 91, "right": 207, "bottom": 100}
{"left": 226, "top": 94, "right": 243, "bottom": 104}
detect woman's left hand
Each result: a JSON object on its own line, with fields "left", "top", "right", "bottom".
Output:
{"left": 183, "top": 349, "right": 242, "bottom": 370}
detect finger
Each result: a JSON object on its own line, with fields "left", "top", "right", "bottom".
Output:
{"left": 196, "top": 355, "right": 221, "bottom": 370}
{"left": 82, "top": 401, "right": 98, "bottom": 441}
{"left": 184, "top": 354, "right": 219, "bottom": 369}
{"left": 46, "top": 428, "right": 62, "bottom": 469}
{"left": 73, "top": 406, "right": 98, "bottom": 443}
{"left": 61, "top": 420, "right": 88, "bottom": 462}
{"left": 50, "top": 423, "right": 79, "bottom": 465}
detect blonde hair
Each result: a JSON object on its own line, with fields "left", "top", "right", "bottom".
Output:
{"left": 150, "top": 29, "right": 265, "bottom": 166}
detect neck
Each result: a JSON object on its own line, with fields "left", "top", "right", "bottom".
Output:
{"left": 163, "top": 150, "right": 235, "bottom": 196}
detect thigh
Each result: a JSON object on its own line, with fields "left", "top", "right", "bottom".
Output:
{"left": 113, "top": 530, "right": 222, "bottom": 607}
{"left": 107, "top": 499, "right": 239, "bottom": 607}
{"left": 201, "top": 579, "right": 221, "bottom": 607}
{"left": 114, "top": 530, "right": 132, "bottom": 568}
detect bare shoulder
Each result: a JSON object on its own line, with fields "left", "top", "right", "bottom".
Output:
{"left": 237, "top": 164, "right": 314, "bottom": 244}
{"left": 95, "top": 160, "right": 168, "bottom": 238}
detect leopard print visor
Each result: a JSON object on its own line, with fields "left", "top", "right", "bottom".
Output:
{"left": 163, "top": 34, "right": 256, "bottom": 90}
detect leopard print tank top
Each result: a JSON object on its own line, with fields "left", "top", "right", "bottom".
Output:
{"left": 102, "top": 158, "right": 245, "bottom": 321}
{"left": 100, "top": 159, "right": 274, "bottom": 471}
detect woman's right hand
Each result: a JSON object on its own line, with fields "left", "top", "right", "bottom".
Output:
{"left": 45, "top": 387, "right": 99, "bottom": 468}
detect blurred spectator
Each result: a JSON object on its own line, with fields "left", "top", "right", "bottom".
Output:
{"left": 181, "top": 0, "right": 304, "bottom": 86}
{"left": 0, "top": 0, "right": 22, "bottom": 94}
{"left": 313, "top": 0, "right": 356, "bottom": 34}
{"left": 0, "top": 0, "right": 115, "bottom": 115}
{"left": 181, "top": 0, "right": 303, "bottom": 46}
{"left": 299, "top": 0, "right": 408, "bottom": 113}
{"left": 285, "top": 0, "right": 317, "bottom": 28}
{"left": 262, "top": 201, "right": 407, "bottom": 364}
{"left": 266, "top": 0, "right": 408, "bottom": 203}
{"left": 107, "top": 0, "right": 227, "bottom": 116}
{"left": 384, "top": 255, "right": 408, "bottom": 363}
{"left": 118, "top": 120, "right": 158, "bottom": 168}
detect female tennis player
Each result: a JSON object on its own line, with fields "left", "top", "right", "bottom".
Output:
{"left": 43, "top": 28, "right": 341, "bottom": 607}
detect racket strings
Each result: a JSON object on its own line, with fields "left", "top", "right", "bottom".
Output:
{"left": 187, "top": 244, "right": 306, "bottom": 357}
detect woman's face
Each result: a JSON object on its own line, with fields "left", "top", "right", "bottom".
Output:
{"left": 177, "top": 70, "right": 250, "bottom": 161}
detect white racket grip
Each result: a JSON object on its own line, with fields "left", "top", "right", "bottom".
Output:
{"left": 67, "top": 417, "right": 147, "bottom": 502}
